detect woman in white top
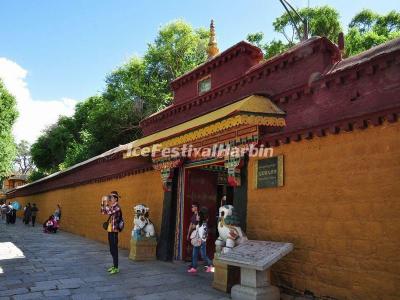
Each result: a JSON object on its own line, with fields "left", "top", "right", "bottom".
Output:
{"left": 187, "top": 207, "right": 213, "bottom": 273}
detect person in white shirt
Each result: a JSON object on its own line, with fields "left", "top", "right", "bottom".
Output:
{"left": 187, "top": 207, "right": 213, "bottom": 273}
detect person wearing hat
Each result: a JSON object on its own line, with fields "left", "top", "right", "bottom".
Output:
{"left": 101, "top": 191, "right": 122, "bottom": 274}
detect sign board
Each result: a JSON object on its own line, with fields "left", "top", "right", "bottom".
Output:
{"left": 255, "top": 155, "right": 283, "bottom": 188}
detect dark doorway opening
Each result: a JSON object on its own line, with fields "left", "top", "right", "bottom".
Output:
{"left": 157, "top": 168, "right": 179, "bottom": 261}
{"left": 182, "top": 166, "right": 236, "bottom": 262}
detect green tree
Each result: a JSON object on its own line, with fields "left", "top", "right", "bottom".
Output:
{"left": 61, "top": 130, "right": 94, "bottom": 169}
{"left": 72, "top": 95, "right": 142, "bottom": 159}
{"left": 31, "top": 20, "right": 210, "bottom": 171}
{"left": 247, "top": 32, "right": 292, "bottom": 59}
{"left": 0, "top": 80, "right": 18, "bottom": 179}
{"left": 248, "top": 6, "right": 341, "bottom": 58}
{"left": 143, "top": 20, "right": 209, "bottom": 108}
{"left": 30, "top": 116, "right": 75, "bottom": 173}
{"left": 106, "top": 20, "right": 209, "bottom": 111}
{"left": 346, "top": 10, "right": 400, "bottom": 56}
{"left": 64, "top": 19, "right": 210, "bottom": 165}
{"left": 14, "top": 140, "right": 33, "bottom": 175}
{"left": 273, "top": 6, "right": 342, "bottom": 44}
{"left": 104, "top": 58, "right": 150, "bottom": 116}
{"left": 349, "top": 9, "right": 379, "bottom": 34}
{"left": 248, "top": 7, "right": 399, "bottom": 59}
{"left": 28, "top": 169, "right": 48, "bottom": 182}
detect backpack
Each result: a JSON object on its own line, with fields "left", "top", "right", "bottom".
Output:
{"left": 117, "top": 210, "right": 124, "bottom": 232}
{"left": 190, "top": 225, "right": 202, "bottom": 247}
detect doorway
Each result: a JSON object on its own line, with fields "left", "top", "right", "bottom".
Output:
{"left": 182, "top": 165, "right": 234, "bottom": 261}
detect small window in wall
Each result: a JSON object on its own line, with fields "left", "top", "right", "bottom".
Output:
{"left": 198, "top": 76, "right": 211, "bottom": 95}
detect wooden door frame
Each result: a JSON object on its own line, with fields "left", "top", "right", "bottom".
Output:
{"left": 157, "top": 168, "right": 179, "bottom": 261}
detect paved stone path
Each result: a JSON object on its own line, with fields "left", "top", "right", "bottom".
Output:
{"left": 0, "top": 219, "right": 230, "bottom": 300}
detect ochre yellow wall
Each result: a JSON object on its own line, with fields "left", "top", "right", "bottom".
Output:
{"left": 12, "top": 170, "right": 164, "bottom": 250}
{"left": 248, "top": 121, "right": 400, "bottom": 300}
{"left": 9, "top": 122, "right": 400, "bottom": 298}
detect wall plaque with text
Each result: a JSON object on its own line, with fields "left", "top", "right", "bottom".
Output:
{"left": 255, "top": 156, "right": 283, "bottom": 188}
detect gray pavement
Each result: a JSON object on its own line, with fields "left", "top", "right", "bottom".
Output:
{"left": 0, "top": 219, "right": 230, "bottom": 300}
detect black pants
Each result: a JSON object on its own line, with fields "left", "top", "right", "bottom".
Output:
{"left": 11, "top": 211, "right": 16, "bottom": 224}
{"left": 32, "top": 216, "right": 36, "bottom": 227}
{"left": 108, "top": 232, "right": 118, "bottom": 268}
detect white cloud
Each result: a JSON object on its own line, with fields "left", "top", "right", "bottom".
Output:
{"left": 0, "top": 58, "right": 77, "bottom": 144}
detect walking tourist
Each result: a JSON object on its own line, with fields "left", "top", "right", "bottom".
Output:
{"left": 101, "top": 191, "right": 123, "bottom": 275}
{"left": 6, "top": 202, "right": 16, "bottom": 224}
{"left": 187, "top": 202, "right": 199, "bottom": 239}
{"left": 11, "top": 205, "right": 16, "bottom": 224}
{"left": 23, "top": 203, "right": 32, "bottom": 225}
{"left": 0, "top": 202, "right": 7, "bottom": 223}
{"left": 31, "top": 204, "right": 38, "bottom": 227}
{"left": 186, "top": 202, "right": 199, "bottom": 264}
{"left": 188, "top": 207, "right": 213, "bottom": 273}
{"left": 5, "top": 202, "right": 11, "bottom": 224}
{"left": 3, "top": 202, "right": 11, "bottom": 224}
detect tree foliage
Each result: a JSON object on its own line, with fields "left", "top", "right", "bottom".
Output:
{"left": 273, "top": 6, "right": 342, "bottom": 44}
{"left": 105, "top": 20, "right": 209, "bottom": 112}
{"left": 247, "top": 32, "right": 292, "bottom": 59}
{"left": 31, "top": 20, "right": 209, "bottom": 176}
{"left": 0, "top": 80, "right": 18, "bottom": 179}
{"left": 14, "top": 140, "right": 34, "bottom": 175}
{"left": 28, "top": 169, "right": 48, "bottom": 182}
{"left": 143, "top": 20, "right": 209, "bottom": 108}
{"left": 247, "top": 6, "right": 341, "bottom": 59}
{"left": 346, "top": 10, "right": 400, "bottom": 56}
{"left": 247, "top": 6, "right": 399, "bottom": 59}
{"left": 30, "top": 116, "right": 75, "bottom": 173}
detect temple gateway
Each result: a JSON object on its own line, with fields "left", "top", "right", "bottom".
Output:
{"left": 7, "top": 22, "right": 400, "bottom": 299}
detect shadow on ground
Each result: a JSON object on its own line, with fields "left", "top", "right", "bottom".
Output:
{"left": 0, "top": 219, "right": 230, "bottom": 300}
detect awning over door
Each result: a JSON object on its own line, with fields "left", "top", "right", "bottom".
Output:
{"left": 124, "top": 95, "right": 285, "bottom": 158}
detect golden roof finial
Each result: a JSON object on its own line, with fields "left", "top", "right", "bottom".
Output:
{"left": 207, "top": 19, "right": 219, "bottom": 60}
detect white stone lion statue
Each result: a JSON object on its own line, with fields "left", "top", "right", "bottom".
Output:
{"left": 215, "top": 204, "right": 247, "bottom": 254}
{"left": 132, "top": 204, "right": 155, "bottom": 240}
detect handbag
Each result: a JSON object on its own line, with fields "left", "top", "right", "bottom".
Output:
{"left": 102, "top": 215, "right": 111, "bottom": 231}
{"left": 117, "top": 210, "right": 124, "bottom": 232}
{"left": 190, "top": 226, "right": 202, "bottom": 247}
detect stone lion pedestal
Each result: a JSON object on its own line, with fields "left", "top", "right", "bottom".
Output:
{"left": 129, "top": 204, "right": 157, "bottom": 261}
{"left": 218, "top": 240, "right": 293, "bottom": 300}
{"left": 129, "top": 237, "right": 157, "bottom": 261}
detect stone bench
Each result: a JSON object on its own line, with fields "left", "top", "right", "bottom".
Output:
{"left": 217, "top": 240, "right": 293, "bottom": 300}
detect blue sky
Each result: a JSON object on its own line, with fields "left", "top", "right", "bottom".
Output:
{"left": 0, "top": 0, "right": 398, "bottom": 142}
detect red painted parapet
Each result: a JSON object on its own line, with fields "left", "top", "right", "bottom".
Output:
{"left": 140, "top": 37, "right": 339, "bottom": 136}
